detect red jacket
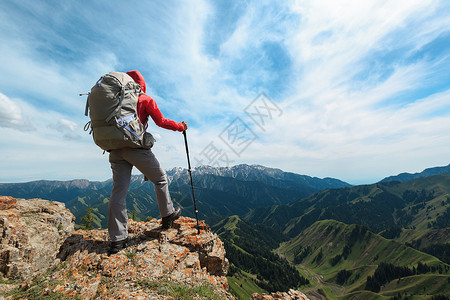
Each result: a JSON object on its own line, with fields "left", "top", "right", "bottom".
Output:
{"left": 126, "top": 70, "right": 184, "bottom": 132}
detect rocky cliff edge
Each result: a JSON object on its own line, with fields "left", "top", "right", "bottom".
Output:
{"left": 0, "top": 196, "right": 310, "bottom": 300}
{"left": 0, "top": 196, "right": 232, "bottom": 299}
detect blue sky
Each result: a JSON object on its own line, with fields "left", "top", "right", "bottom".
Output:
{"left": 0, "top": 0, "right": 449, "bottom": 185}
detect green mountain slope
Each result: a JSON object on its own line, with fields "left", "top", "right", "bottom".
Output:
{"left": 395, "top": 227, "right": 450, "bottom": 265}
{"left": 278, "top": 220, "right": 450, "bottom": 299}
{"left": 211, "top": 215, "right": 309, "bottom": 298}
{"left": 247, "top": 174, "right": 450, "bottom": 238}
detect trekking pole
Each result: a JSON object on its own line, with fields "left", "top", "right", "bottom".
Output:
{"left": 183, "top": 130, "right": 200, "bottom": 234}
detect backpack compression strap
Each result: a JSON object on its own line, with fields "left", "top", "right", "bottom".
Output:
{"left": 105, "top": 86, "right": 141, "bottom": 123}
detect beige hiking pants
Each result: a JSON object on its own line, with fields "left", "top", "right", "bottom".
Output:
{"left": 108, "top": 148, "right": 174, "bottom": 242}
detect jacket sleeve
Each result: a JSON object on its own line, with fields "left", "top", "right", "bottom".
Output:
{"left": 140, "top": 95, "right": 185, "bottom": 132}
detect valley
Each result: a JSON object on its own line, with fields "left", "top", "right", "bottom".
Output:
{"left": 0, "top": 163, "right": 449, "bottom": 299}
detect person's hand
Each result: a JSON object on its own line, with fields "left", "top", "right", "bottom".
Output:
{"left": 181, "top": 121, "right": 188, "bottom": 131}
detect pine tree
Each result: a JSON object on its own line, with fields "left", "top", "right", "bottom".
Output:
{"left": 132, "top": 210, "right": 137, "bottom": 221}
{"left": 80, "top": 205, "right": 94, "bottom": 230}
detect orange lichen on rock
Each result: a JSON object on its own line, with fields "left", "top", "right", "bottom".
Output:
{"left": 40, "top": 214, "right": 231, "bottom": 299}
{"left": 0, "top": 196, "right": 17, "bottom": 210}
{"left": 0, "top": 197, "right": 74, "bottom": 280}
{"left": 0, "top": 197, "right": 233, "bottom": 299}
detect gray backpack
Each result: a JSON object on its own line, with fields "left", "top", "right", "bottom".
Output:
{"left": 84, "top": 72, "right": 155, "bottom": 151}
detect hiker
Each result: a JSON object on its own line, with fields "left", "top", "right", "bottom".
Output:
{"left": 107, "top": 70, "right": 187, "bottom": 254}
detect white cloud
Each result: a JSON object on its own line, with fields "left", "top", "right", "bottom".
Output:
{"left": 56, "top": 119, "right": 77, "bottom": 132}
{"left": 0, "top": 93, "right": 35, "bottom": 131}
{"left": 0, "top": 1, "right": 449, "bottom": 183}
{"left": 0, "top": 38, "right": 118, "bottom": 116}
{"left": 155, "top": 0, "right": 450, "bottom": 184}
{"left": 285, "top": 0, "right": 440, "bottom": 95}
{"left": 53, "top": 119, "right": 81, "bottom": 140}
{"left": 242, "top": 0, "right": 448, "bottom": 181}
{"left": 220, "top": 12, "right": 251, "bottom": 58}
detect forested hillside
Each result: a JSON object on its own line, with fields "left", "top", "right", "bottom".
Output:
{"left": 211, "top": 216, "right": 309, "bottom": 298}
{"left": 1, "top": 165, "right": 449, "bottom": 299}
{"left": 278, "top": 220, "right": 449, "bottom": 299}
{"left": 246, "top": 174, "right": 450, "bottom": 238}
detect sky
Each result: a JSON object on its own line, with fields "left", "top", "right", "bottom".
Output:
{"left": 0, "top": 0, "right": 449, "bottom": 185}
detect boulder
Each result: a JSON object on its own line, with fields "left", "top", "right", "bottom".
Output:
{"left": 46, "top": 217, "right": 231, "bottom": 299}
{"left": 0, "top": 196, "right": 75, "bottom": 280}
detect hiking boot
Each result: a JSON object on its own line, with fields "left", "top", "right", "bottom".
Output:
{"left": 108, "top": 237, "right": 129, "bottom": 255}
{"left": 161, "top": 207, "right": 181, "bottom": 229}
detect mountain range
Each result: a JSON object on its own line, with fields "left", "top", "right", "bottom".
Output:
{"left": 1, "top": 163, "right": 449, "bottom": 299}
{"left": 380, "top": 163, "right": 450, "bottom": 182}
{"left": 0, "top": 164, "right": 350, "bottom": 228}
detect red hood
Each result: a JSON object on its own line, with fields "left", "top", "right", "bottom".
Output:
{"left": 127, "top": 70, "right": 146, "bottom": 93}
